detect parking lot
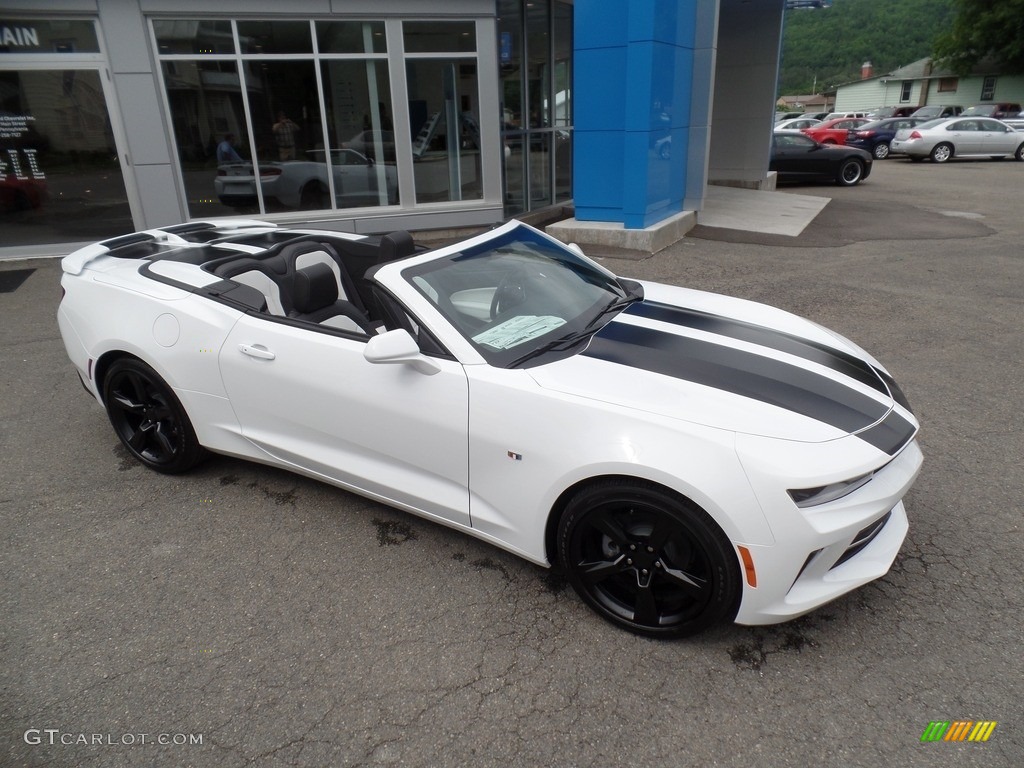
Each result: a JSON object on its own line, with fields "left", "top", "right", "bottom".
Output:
{"left": 2, "top": 157, "right": 1022, "bottom": 767}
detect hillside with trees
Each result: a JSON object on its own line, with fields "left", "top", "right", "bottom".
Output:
{"left": 778, "top": 0, "right": 954, "bottom": 95}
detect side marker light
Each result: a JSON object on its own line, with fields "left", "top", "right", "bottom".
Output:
{"left": 737, "top": 545, "right": 757, "bottom": 588}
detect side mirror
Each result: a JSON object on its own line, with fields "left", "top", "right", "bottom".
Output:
{"left": 363, "top": 329, "right": 441, "bottom": 375}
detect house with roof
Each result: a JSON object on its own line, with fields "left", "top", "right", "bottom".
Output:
{"left": 833, "top": 57, "right": 1024, "bottom": 114}
{"left": 776, "top": 93, "right": 833, "bottom": 113}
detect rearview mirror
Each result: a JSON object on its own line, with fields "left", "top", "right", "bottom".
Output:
{"left": 363, "top": 329, "right": 441, "bottom": 375}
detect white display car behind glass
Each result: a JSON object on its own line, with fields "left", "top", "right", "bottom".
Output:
{"left": 57, "top": 220, "right": 923, "bottom": 637}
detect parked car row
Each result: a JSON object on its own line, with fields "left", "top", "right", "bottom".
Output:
{"left": 778, "top": 103, "right": 1022, "bottom": 127}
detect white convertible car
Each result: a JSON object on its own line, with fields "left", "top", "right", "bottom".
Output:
{"left": 215, "top": 149, "right": 397, "bottom": 210}
{"left": 57, "top": 220, "right": 922, "bottom": 637}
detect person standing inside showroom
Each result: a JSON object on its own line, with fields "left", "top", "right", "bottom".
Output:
{"left": 272, "top": 111, "right": 300, "bottom": 160}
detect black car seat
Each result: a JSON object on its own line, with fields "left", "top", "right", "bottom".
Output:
{"left": 290, "top": 262, "right": 377, "bottom": 335}
{"left": 277, "top": 239, "right": 367, "bottom": 313}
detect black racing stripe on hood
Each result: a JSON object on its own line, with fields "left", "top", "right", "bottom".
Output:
{"left": 585, "top": 321, "right": 890, "bottom": 436}
{"left": 627, "top": 301, "right": 888, "bottom": 396}
{"left": 854, "top": 409, "right": 917, "bottom": 456}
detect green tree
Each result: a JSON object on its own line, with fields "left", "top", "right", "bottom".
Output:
{"left": 933, "top": 0, "right": 1024, "bottom": 75}
{"left": 779, "top": 0, "right": 953, "bottom": 95}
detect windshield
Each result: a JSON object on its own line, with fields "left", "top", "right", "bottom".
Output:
{"left": 402, "top": 225, "right": 640, "bottom": 367}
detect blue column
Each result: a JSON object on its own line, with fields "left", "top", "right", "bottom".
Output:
{"left": 574, "top": 0, "right": 700, "bottom": 229}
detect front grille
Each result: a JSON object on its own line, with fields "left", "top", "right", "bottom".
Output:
{"left": 831, "top": 510, "right": 892, "bottom": 569}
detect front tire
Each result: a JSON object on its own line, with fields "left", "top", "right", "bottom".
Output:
{"left": 873, "top": 142, "right": 890, "bottom": 160}
{"left": 836, "top": 158, "right": 864, "bottom": 186}
{"left": 557, "top": 480, "right": 740, "bottom": 638}
{"left": 1015, "top": 143, "right": 1024, "bottom": 161}
{"left": 930, "top": 142, "right": 953, "bottom": 163}
{"left": 103, "top": 358, "right": 206, "bottom": 474}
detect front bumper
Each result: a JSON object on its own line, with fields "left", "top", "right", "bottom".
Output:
{"left": 733, "top": 436, "right": 923, "bottom": 625}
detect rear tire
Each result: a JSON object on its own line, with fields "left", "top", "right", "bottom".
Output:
{"left": 1015, "top": 143, "right": 1024, "bottom": 162}
{"left": 103, "top": 358, "right": 206, "bottom": 474}
{"left": 300, "top": 182, "right": 329, "bottom": 210}
{"left": 873, "top": 142, "right": 890, "bottom": 160}
{"left": 930, "top": 143, "right": 953, "bottom": 163}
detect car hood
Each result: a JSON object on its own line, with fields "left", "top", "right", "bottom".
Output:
{"left": 527, "top": 282, "right": 916, "bottom": 452}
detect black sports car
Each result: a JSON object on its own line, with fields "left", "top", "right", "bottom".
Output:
{"left": 770, "top": 131, "right": 873, "bottom": 186}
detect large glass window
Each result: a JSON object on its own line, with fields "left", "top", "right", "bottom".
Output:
{"left": 162, "top": 59, "right": 247, "bottom": 218}
{"left": 317, "top": 21, "right": 386, "bottom": 54}
{"left": 156, "top": 16, "right": 493, "bottom": 219}
{"left": 0, "top": 19, "right": 100, "bottom": 54}
{"left": 157, "top": 18, "right": 402, "bottom": 217}
{"left": 321, "top": 60, "right": 396, "bottom": 207}
{"left": 405, "top": 21, "right": 481, "bottom": 205}
{"left": 154, "top": 19, "right": 233, "bottom": 55}
{"left": 1, "top": 68, "right": 131, "bottom": 245}
{"left": 497, "top": 0, "right": 573, "bottom": 216}
{"left": 236, "top": 21, "right": 312, "bottom": 54}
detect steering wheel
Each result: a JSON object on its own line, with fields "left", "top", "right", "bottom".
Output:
{"left": 490, "top": 267, "right": 528, "bottom": 319}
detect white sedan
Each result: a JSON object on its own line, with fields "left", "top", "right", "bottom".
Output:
{"left": 214, "top": 149, "right": 397, "bottom": 210}
{"left": 890, "top": 117, "right": 1024, "bottom": 162}
{"left": 57, "top": 220, "right": 922, "bottom": 637}
{"left": 774, "top": 117, "right": 822, "bottom": 131}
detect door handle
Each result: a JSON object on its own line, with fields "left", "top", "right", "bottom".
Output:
{"left": 239, "top": 344, "right": 276, "bottom": 360}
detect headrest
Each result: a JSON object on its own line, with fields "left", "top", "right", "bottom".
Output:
{"left": 379, "top": 231, "right": 416, "bottom": 263}
{"left": 292, "top": 262, "right": 338, "bottom": 313}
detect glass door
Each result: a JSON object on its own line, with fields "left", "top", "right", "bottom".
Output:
{"left": 1, "top": 67, "right": 132, "bottom": 247}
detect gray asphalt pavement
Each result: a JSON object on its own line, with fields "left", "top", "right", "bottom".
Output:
{"left": 2, "top": 157, "right": 1022, "bottom": 767}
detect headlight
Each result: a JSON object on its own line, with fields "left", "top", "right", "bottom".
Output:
{"left": 788, "top": 472, "right": 873, "bottom": 508}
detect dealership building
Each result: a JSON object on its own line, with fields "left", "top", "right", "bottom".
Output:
{"left": 1, "top": 1, "right": 784, "bottom": 257}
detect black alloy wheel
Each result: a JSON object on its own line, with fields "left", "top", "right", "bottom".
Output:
{"left": 103, "top": 358, "right": 206, "bottom": 474}
{"left": 836, "top": 158, "right": 864, "bottom": 186}
{"left": 558, "top": 480, "right": 740, "bottom": 637}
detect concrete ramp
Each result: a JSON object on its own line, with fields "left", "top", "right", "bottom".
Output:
{"left": 698, "top": 185, "right": 830, "bottom": 236}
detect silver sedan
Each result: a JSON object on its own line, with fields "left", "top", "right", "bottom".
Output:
{"left": 890, "top": 117, "right": 1024, "bottom": 163}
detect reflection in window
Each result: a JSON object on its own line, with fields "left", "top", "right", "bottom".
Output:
{"left": 403, "top": 22, "right": 476, "bottom": 53}
{"left": 321, "top": 60, "right": 397, "bottom": 208}
{"left": 526, "top": 0, "right": 550, "bottom": 130}
{"left": 1, "top": 69, "right": 131, "bottom": 245}
{"left": 316, "top": 21, "right": 386, "bottom": 54}
{"left": 498, "top": 0, "right": 573, "bottom": 215}
{"left": 245, "top": 60, "right": 323, "bottom": 211}
{"left": 407, "top": 60, "right": 482, "bottom": 204}
{"left": 237, "top": 21, "right": 312, "bottom": 54}
{"left": 0, "top": 19, "right": 100, "bottom": 53}
{"left": 162, "top": 60, "right": 252, "bottom": 218}
{"left": 498, "top": 0, "right": 524, "bottom": 214}
{"left": 153, "top": 19, "right": 234, "bottom": 55}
